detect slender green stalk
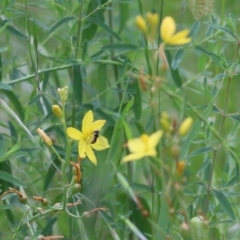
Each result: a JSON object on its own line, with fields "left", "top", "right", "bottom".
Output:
{"left": 220, "top": 0, "right": 226, "bottom": 26}
{"left": 203, "top": 77, "right": 232, "bottom": 214}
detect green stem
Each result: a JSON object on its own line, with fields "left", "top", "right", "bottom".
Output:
{"left": 203, "top": 77, "right": 232, "bottom": 214}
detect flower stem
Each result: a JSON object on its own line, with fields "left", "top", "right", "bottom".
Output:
{"left": 203, "top": 76, "right": 232, "bottom": 214}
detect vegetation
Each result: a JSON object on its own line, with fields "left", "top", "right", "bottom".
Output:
{"left": 0, "top": 0, "right": 240, "bottom": 239}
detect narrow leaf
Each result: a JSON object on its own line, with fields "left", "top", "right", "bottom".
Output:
{"left": 211, "top": 189, "right": 235, "bottom": 220}
{"left": 165, "top": 50, "right": 182, "bottom": 88}
{"left": 49, "top": 16, "right": 75, "bottom": 35}
{"left": 0, "top": 170, "right": 25, "bottom": 187}
{"left": 87, "top": 17, "right": 121, "bottom": 41}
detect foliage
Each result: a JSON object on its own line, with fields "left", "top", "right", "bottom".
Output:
{"left": 0, "top": 0, "right": 240, "bottom": 239}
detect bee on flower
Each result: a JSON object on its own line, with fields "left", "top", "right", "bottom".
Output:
{"left": 67, "top": 110, "right": 110, "bottom": 165}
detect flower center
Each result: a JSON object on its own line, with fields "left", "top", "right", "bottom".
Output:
{"left": 83, "top": 130, "right": 99, "bottom": 144}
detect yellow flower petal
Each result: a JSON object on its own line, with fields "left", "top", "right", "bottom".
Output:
{"left": 149, "top": 130, "right": 163, "bottom": 148}
{"left": 79, "top": 140, "right": 86, "bottom": 158}
{"left": 122, "top": 152, "right": 146, "bottom": 163}
{"left": 127, "top": 138, "right": 146, "bottom": 153}
{"left": 167, "top": 30, "right": 191, "bottom": 45}
{"left": 85, "top": 145, "right": 97, "bottom": 165}
{"left": 161, "top": 16, "right": 176, "bottom": 43}
{"left": 67, "top": 127, "right": 82, "bottom": 140}
{"left": 91, "top": 135, "right": 110, "bottom": 150}
{"left": 145, "top": 148, "right": 157, "bottom": 157}
{"left": 82, "top": 110, "right": 93, "bottom": 133}
{"left": 91, "top": 120, "right": 106, "bottom": 131}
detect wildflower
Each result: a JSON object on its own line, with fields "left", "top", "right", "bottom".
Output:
{"left": 122, "top": 131, "right": 163, "bottom": 163}
{"left": 179, "top": 117, "right": 193, "bottom": 136}
{"left": 67, "top": 110, "right": 109, "bottom": 165}
{"left": 160, "top": 16, "right": 191, "bottom": 45}
{"left": 136, "top": 15, "right": 148, "bottom": 34}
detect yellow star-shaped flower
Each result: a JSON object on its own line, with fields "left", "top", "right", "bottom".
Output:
{"left": 160, "top": 16, "right": 191, "bottom": 45}
{"left": 67, "top": 110, "right": 110, "bottom": 165}
{"left": 122, "top": 130, "right": 163, "bottom": 163}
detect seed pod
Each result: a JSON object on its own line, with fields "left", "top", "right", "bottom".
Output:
{"left": 18, "top": 195, "right": 28, "bottom": 204}
{"left": 190, "top": 216, "right": 208, "bottom": 240}
{"left": 42, "top": 198, "right": 48, "bottom": 206}
{"left": 71, "top": 183, "right": 81, "bottom": 194}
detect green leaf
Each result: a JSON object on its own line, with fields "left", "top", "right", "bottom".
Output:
{"left": 120, "top": 215, "right": 147, "bottom": 240}
{"left": 44, "top": 156, "right": 62, "bottom": 191}
{"left": 195, "top": 47, "right": 222, "bottom": 67}
{"left": 212, "top": 73, "right": 228, "bottom": 81}
{"left": 102, "top": 43, "right": 138, "bottom": 52}
{"left": 189, "top": 21, "right": 201, "bottom": 38}
{"left": 187, "top": 146, "right": 213, "bottom": 159}
{"left": 49, "top": 16, "right": 75, "bottom": 35}
{"left": 155, "top": 197, "right": 169, "bottom": 239}
{"left": 118, "top": 1, "right": 129, "bottom": 34}
{"left": 0, "top": 20, "right": 28, "bottom": 40}
{"left": 72, "top": 64, "right": 83, "bottom": 105}
{"left": 171, "top": 48, "right": 184, "bottom": 70}
{"left": 87, "top": 17, "right": 121, "bottom": 41}
{"left": 0, "top": 82, "right": 12, "bottom": 91}
{"left": 211, "top": 189, "right": 235, "bottom": 220}
{"left": 1, "top": 90, "right": 24, "bottom": 120}
{"left": 165, "top": 50, "right": 182, "bottom": 88}
{"left": 204, "top": 22, "right": 235, "bottom": 38}
{"left": 0, "top": 170, "right": 25, "bottom": 187}
{"left": 228, "top": 113, "right": 240, "bottom": 122}
{"left": 131, "top": 196, "right": 151, "bottom": 238}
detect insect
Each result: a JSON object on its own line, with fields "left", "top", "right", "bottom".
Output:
{"left": 91, "top": 130, "right": 99, "bottom": 144}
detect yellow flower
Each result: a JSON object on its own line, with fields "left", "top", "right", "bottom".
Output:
{"left": 160, "top": 16, "right": 191, "bottom": 45}
{"left": 67, "top": 110, "right": 110, "bottom": 165}
{"left": 122, "top": 131, "right": 163, "bottom": 163}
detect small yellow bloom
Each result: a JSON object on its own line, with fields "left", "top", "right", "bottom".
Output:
{"left": 179, "top": 117, "right": 193, "bottom": 136}
{"left": 67, "top": 110, "right": 110, "bottom": 165}
{"left": 37, "top": 128, "right": 52, "bottom": 146}
{"left": 122, "top": 131, "right": 163, "bottom": 163}
{"left": 136, "top": 15, "right": 148, "bottom": 34}
{"left": 160, "top": 16, "right": 191, "bottom": 45}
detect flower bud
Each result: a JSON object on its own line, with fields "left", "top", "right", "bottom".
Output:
{"left": 160, "top": 112, "right": 172, "bottom": 132}
{"left": 136, "top": 15, "right": 147, "bottom": 34}
{"left": 177, "top": 160, "right": 186, "bottom": 175}
{"left": 52, "top": 105, "right": 63, "bottom": 118}
{"left": 179, "top": 117, "right": 193, "bottom": 136}
{"left": 37, "top": 128, "right": 52, "bottom": 146}
{"left": 190, "top": 216, "right": 208, "bottom": 240}
{"left": 57, "top": 86, "right": 68, "bottom": 102}
{"left": 146, "top": 12, "right": 159, "bottom": 39}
